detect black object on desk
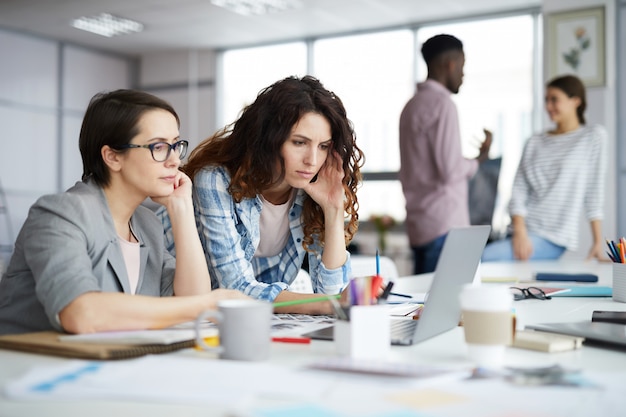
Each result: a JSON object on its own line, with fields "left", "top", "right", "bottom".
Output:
{"left": 592, "top": 310, "right": 626, "bottom": 325}
{"left": 527, "top": 321, "right": 626, "bottom": 350}
{"left": 379, "top": 281, "right": 394, "bottom": 302}
{"left": 534, "top": 272, "right": 599, "bottom": 283}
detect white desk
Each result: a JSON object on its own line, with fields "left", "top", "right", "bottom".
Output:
{"left": 1, "top": 260, "right": 625, "bottom": 417}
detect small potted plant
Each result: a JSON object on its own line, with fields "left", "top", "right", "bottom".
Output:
{"left": 369, "top": 214, "right": 396, "bottom": 255}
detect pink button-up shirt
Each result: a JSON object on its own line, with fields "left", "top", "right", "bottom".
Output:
{"left": 399, "top": 79, "right": 478, "bottom": 246}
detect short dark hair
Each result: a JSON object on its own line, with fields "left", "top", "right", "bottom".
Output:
{"left": 421, "top": 34, "right": 463, "bottom": 65}
{"left": 547, "top": 74, "right": 587, "bottom": 125}
{"left": 79, "top": 89, "right": 179, "bottom": 187}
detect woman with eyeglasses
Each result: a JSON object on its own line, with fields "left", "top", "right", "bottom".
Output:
{"left": 160, "top": 75, "right": 364, "bottom": 314}
{"left": 0, "top": 89, "right": 246, "bottom": 335}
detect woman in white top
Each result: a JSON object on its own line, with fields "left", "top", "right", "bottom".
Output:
{"left": 159, "top": 76, "right": 364, "bottom": 314}
{"left": 482, "top": 74, "right": 607, "bottom": 261}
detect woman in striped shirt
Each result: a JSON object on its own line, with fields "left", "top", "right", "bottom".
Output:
{"left": 482, "top": 74, "right": 607, "bottom": 261}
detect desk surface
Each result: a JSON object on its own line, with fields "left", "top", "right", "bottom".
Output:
{"left": 1, "top": 260, "right": 625, "bottom": 417}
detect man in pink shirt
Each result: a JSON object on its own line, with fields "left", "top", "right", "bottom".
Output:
{"left": 399, "top": 34, "right": 491, "bottom": 274}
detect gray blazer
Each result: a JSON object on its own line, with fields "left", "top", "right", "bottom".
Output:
{"left": 0, "top": 180, "right": 176, "bottom": 334}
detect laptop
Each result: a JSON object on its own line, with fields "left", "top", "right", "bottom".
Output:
{"left": 525, "top": 321, "right": 626, "bottom": 350}
{"left": 303, "top": 225, "right": 491, "bottom": 345}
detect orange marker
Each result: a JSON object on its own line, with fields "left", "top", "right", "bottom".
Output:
{"left": 272, "top": 337, "right": 311, "bottom": 344}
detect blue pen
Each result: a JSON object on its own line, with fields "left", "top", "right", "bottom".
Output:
{"left": 376, "top": 249, "right": 380, "bottom": 276}
{"left": 607, "top": 251, "right": 617, "bottom": 263}
{"left": 607, "top": 239, "right": 620, "bottom": 262}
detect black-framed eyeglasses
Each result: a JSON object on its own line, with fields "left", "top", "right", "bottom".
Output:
{"left": 510, "top": 286, "right": 552, "bottom": 301}
{"left": 113, "top": 140, "right": 188, "bottom": 162}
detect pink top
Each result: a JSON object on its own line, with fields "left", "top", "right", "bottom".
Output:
{"left": 119, "top": 237, "right": 141, "bottom": 294}
{"left": 399, "top": 79, "right": 478, "bottom": 246}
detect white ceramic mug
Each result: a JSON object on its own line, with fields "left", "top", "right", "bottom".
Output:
{"left": 460, "top": 284, "right": 513, "bottom": 367}
{"left": 195, "top": 299, "right": 273, "bottom": 361}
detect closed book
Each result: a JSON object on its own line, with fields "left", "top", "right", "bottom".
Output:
{"left": 550, "top": 286, "right": 612, "bottom": 297}
{"left": 512, "top": 329, "right": 584, "bottom": 353}
{"left": 0, "top": 331, "right": 195, "bottom": 360}
{"left": 534, "top": 273, "right": 598, "bottom": 283}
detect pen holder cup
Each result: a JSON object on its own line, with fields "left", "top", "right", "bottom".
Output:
{"left": 612, "top": 263, "right": 626, "bottom": 303}
{"left": 335, "top": 304, "right": 390, "bottom": 360}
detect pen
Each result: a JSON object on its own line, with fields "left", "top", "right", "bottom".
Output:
{"left": 371, "top": 275, "right": 383, "bottom": 302}
{"left": 389, "top": 292, "right": 412, "bottom": 299}
{"left": 272, "top": 294, "right": 341, "bottom": 308}
{"left": 376, "top": 249, "right": 380, "bottom": 276}
{"left": 607, "top": 239, "right": 621, "bottom": 263}
{"left": 379, "top": 281, "right": 394, "bottom": 302}
{"left": 271, "top": 337, "right": 311, "bottom": 344}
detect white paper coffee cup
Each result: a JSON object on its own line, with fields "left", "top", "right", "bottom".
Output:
{"left": 460, "top": 284, "right": 513, "bottom": 367}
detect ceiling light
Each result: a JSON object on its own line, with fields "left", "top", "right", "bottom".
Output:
{"left": 211, "top": 0, "right": 302, "bottom": 16}
{"left": 71, "top": 13, "right": 144, "bottom": 38}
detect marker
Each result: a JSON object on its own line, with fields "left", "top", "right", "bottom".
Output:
{"left": 379, "top": 281, "right": 394, "bottom": 302}
{"left": 371, "top": 275, "right": 383, "bottom": 303}
{"left": 272, "top": 337, "right": 311, "bottom": 344}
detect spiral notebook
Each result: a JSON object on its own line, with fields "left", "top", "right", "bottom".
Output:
{"left": 0, "top": 331, "right": 195, "bottom": 360}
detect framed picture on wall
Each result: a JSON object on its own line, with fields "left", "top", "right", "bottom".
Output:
{"left": 547, "top": 6, "right": 605, "bottom": 87}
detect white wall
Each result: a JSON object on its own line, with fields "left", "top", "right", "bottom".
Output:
{"left": 139, "top": 50, "right": 217, "bottom": 151}
{"left": 0, "top": 30, "right": 59, "bottom": 253}
{"left": 0, "top": 28, "right": 133, "bottom": 267}
{"left": 618, "top": 0, "right": 626, "bottom": 235}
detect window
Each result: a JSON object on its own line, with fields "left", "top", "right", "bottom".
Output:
{"left": 220, "top": 42, "right": 307, "bottom": 127}
{"left": 313, "top": 30, "right": 414, "bottom": 221}
{"left": 219, "top": 13, "right": 538, "bottom": 233}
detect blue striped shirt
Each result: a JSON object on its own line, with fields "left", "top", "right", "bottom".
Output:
{"left": 158, "top": 165, "right": 350, "bottom": 301}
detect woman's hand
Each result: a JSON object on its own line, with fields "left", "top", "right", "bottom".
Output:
{"left": 512, "top": 231, "right": 533, "bottom": 260}
{"left": 587, "top": 241, "right": 608, "bottom": 262}
{"left": 152, "top": 171, "right": 193, "bottom": 210}
{"left": 203, "top": 289, "right": 252, "bottom": 310}
{"left": 305, "top": 150, "right": 348, "bottom": 270}
{"left": 304, "top": 150, "right": 345, "bottom": 212}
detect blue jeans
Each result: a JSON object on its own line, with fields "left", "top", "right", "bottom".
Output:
{"left": 481, "top": 233, "right": 566, "bottom": 262}
{"left": 412, "top": 234, "right": 447, "bottom": 274}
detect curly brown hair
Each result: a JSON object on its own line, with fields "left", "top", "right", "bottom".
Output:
{"left": 183, "top": 75, "right": 364, "bottom": 251}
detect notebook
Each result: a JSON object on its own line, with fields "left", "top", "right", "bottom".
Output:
{"left": 303, "top": 225, "right": 491, "bottom": 346}
{"left": 525, "top": 321, "right": 626, "bottom": 350}
{"left": 0, "top": 331, "right": 195, "bottom": 360}
{"left": 549, "top": 286, "right": 612, "bottom": 297}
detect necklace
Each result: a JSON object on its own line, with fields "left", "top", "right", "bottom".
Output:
{"left": 128, "top": 221, "right": 137, "bottom": 243}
